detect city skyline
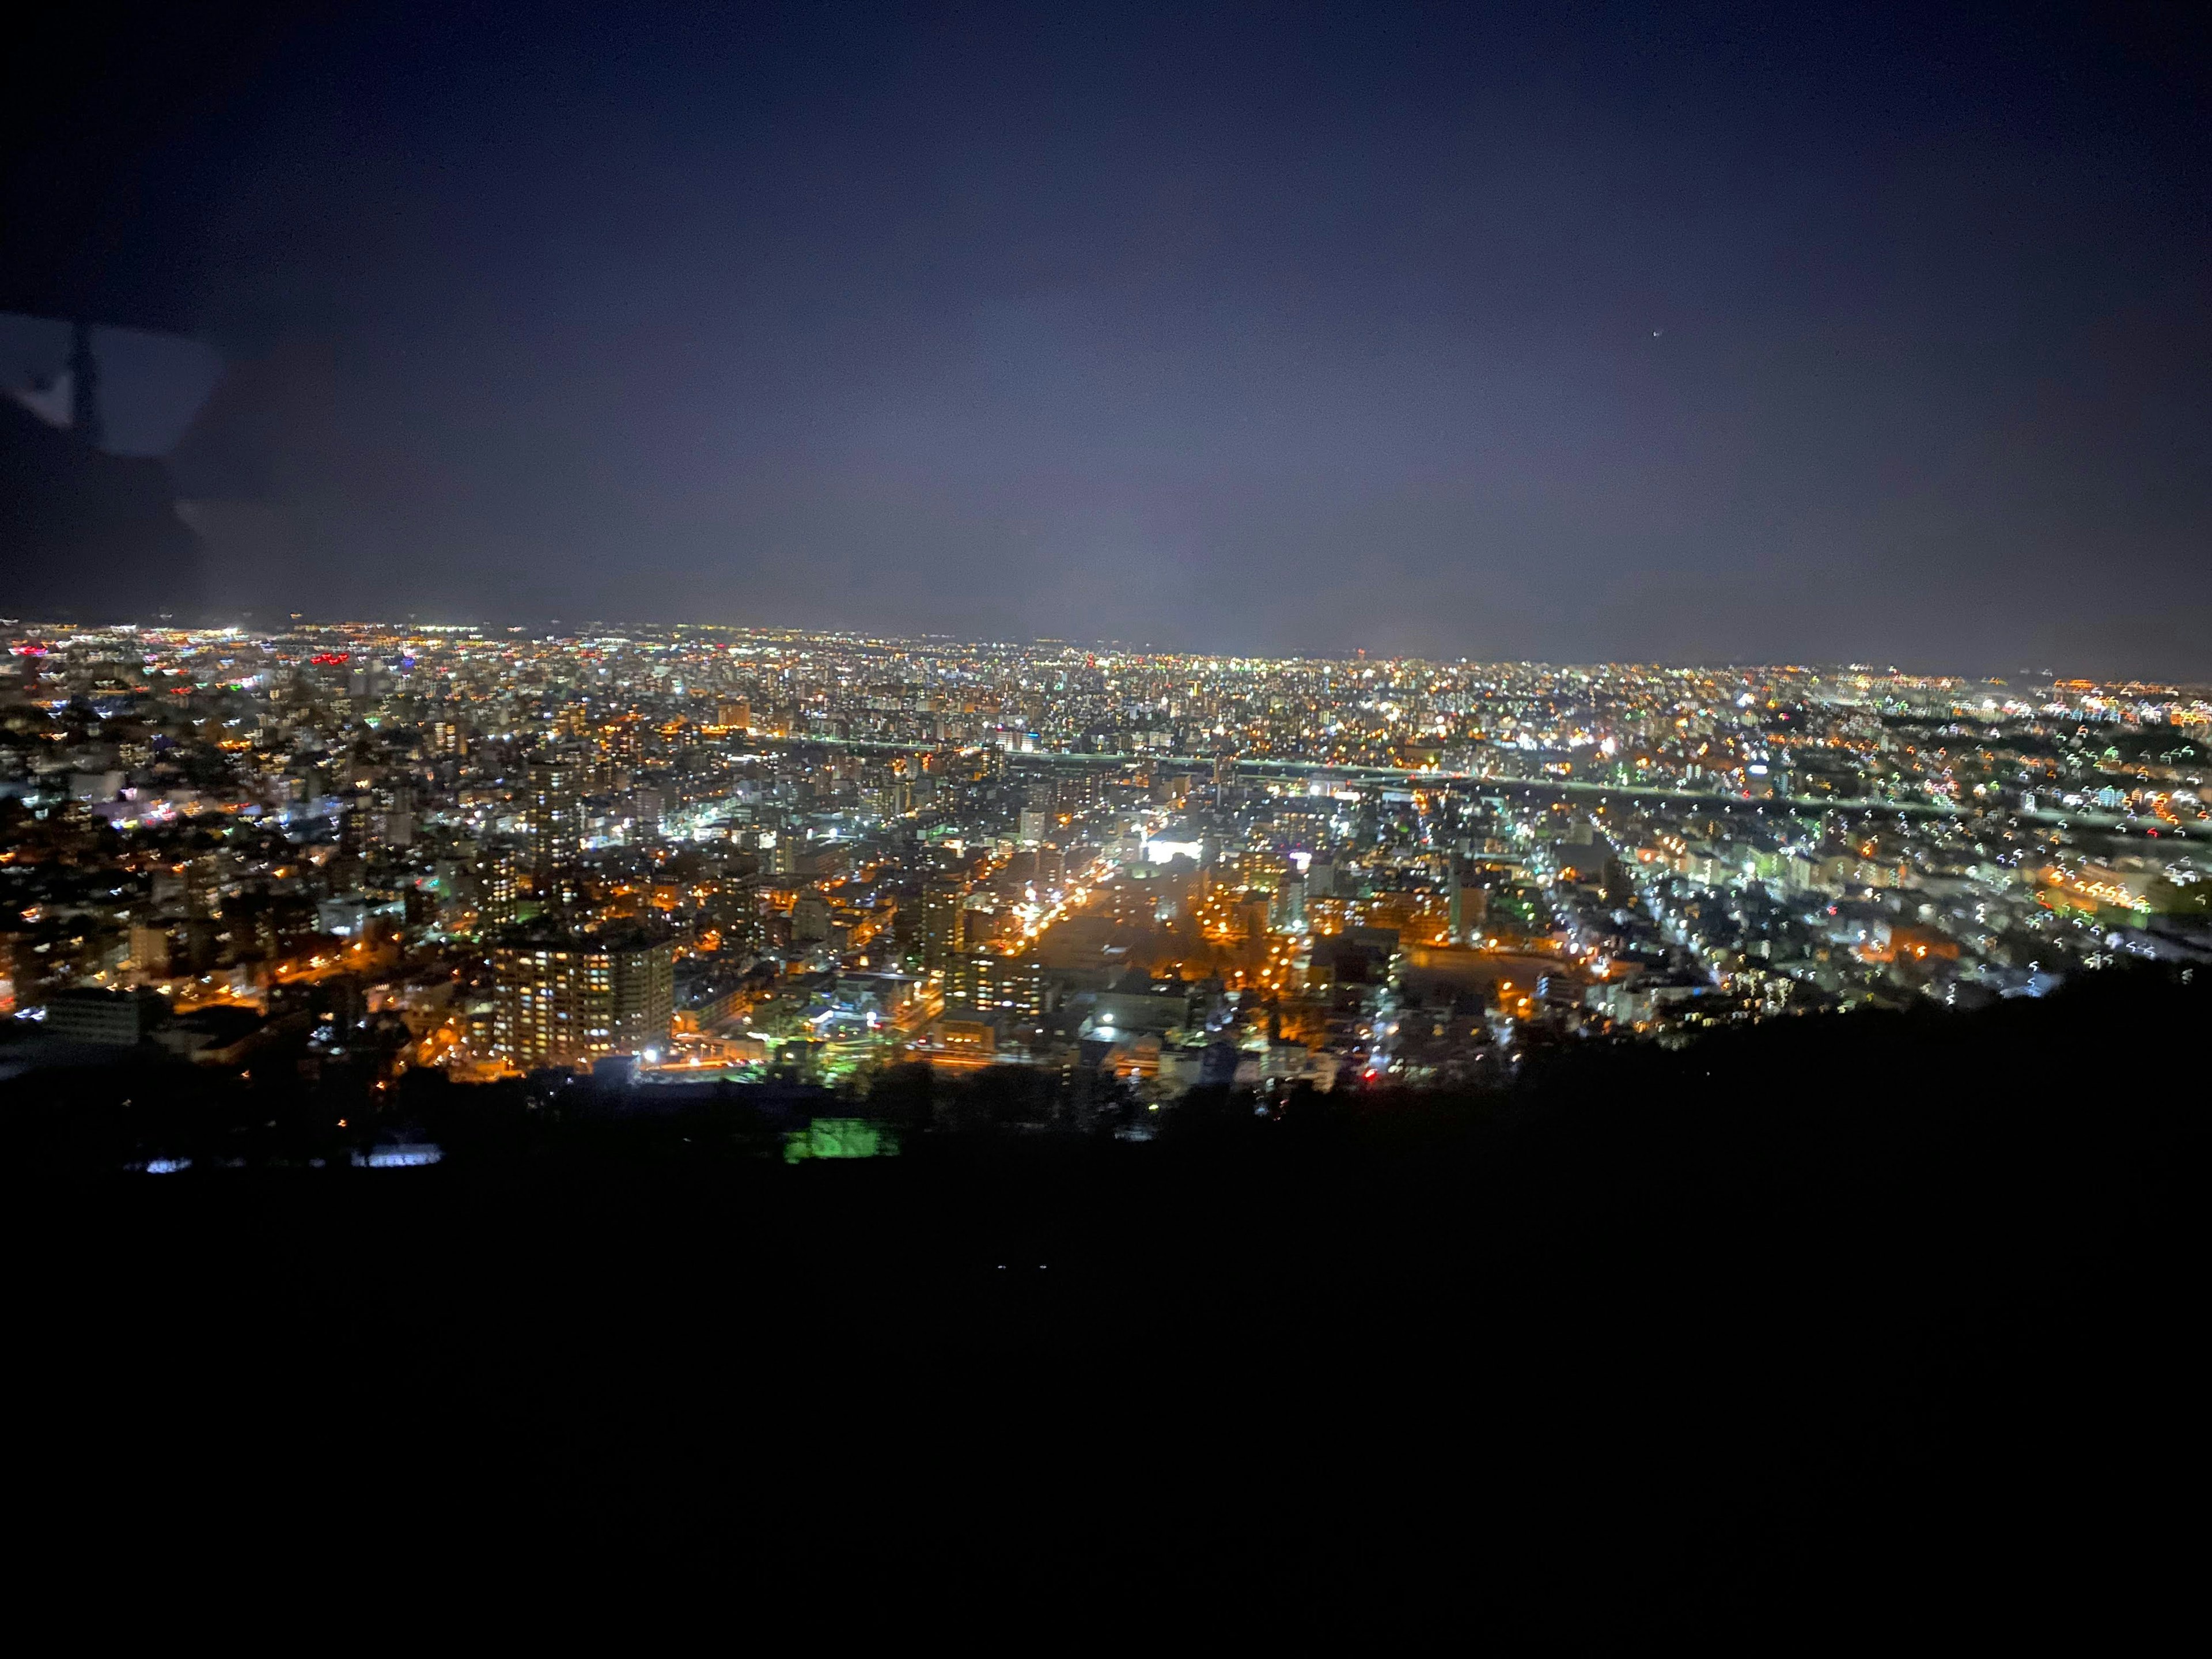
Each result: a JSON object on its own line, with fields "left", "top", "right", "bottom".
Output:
{"left": 6, "top": 613, "right": 2200, "bottom": 1095}
{"left": 18, "top": 611, "right": 2205, "bottom": 691}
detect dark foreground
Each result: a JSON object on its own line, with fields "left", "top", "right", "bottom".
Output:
{"left": 10, "top": 972, "right": 2201, "bottom": 1641}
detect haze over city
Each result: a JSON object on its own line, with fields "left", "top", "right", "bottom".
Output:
{"left": 6, "top": 3, "right": 2210, "bottom": 674}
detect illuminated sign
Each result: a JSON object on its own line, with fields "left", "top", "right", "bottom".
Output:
{"left": 783, "top": 1119, "right": 899, "bottom": 1162}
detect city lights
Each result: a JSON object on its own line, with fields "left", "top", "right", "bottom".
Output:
{"left": 0, "top": 619, "right": 2199, "bottom": 1102}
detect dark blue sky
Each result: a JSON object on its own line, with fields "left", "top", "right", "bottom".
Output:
{"left": 19, "top": 3, "right": 2212, "bottom": 673}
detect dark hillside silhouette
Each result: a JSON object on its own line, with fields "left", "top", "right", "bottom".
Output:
{"left": 6, "top": 966, "right": 2199, "bottom": 1635}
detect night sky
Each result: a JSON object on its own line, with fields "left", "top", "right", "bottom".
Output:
{"left": 10, "top": 3, "right": 2211, "bottom": 673}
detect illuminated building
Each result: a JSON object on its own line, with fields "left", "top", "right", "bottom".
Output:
{"left": 921, "top": 877, "right": 968, "bottom": 972}
{"left": 128, "top": 922, "right": 172, "bottom": 980}
{"left": 949, "top": 949, "right": 1047, "bottom": 1020}
{"left": 489, "top": 923, "right": 675, "bottom": 1069}
{"left": 476, "top": 843, "right": 520, "bottom": 925}
{"left": 427, "top": 718, "right": 467, "bottom": 759}
{"left": 605, "top": 714, "right": 646, "bottom": 767}
{"left": 1446, "top": 859, "right": 1488, "bottom": 943}
{"left": 931, "top": 1008, "right": 998, "bottom": 1055}
{"left": 184, "top": 851, "right": 223, "bottom": 921}
{"left": 873, "top": 775, "right": 913, "bottom": 819}
{"left": 524, "top": 751, "right": 585, "bottom": 872}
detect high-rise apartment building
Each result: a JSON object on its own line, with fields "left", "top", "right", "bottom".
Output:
{"left": 183, "top": 851, "right": 224, "bottom": 921}
{"left": 920, "top": 878, "right": 968, "bottom": 972}
{"left": 605, "top": 714, "right": 646, "bottom": 766}
{"left": 873, "top": 776, "right": 912, "bottom": 819}
{"left": 476, "top": 843, "right": 520, "bottom": 926}
{"left": 489, "top": 923, "right": 675, "bottom": 1069}
{"left": 525, "top": 752, "right": 586, "bottom": 872}
{"left": 427, "top": 719, "right": 467, "bottom": 760}
{"left": 127, "top": 922, "right": 173, "bottom": 980}
{"left": 948, "top": 949, "right": 1047, "bottom": 1020}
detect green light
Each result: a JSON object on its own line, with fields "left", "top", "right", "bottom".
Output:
{"left": 783, "top": 1118, "right": 898, "bottom": 1163}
